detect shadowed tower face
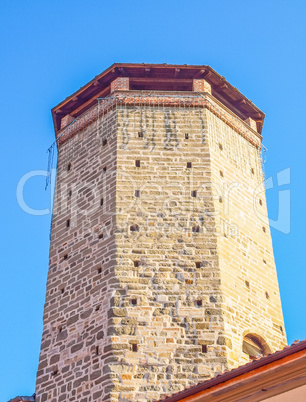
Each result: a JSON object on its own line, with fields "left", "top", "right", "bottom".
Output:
{"left": 35, "top": 64, "right": 286, "bottom": 402}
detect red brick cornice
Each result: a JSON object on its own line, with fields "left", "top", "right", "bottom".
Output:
{"left": 55, "top": 92, "right": 261, "bottom": 149}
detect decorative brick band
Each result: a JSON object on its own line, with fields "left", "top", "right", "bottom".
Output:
{"left": 110, "top": 77, "right": 130, "bottom": 92}
{"left": 56, "top": 93, "right": 261, "bottom": 149}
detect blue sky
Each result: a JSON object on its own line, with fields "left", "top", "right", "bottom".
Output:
{"left": 1, "top": 1, "right": 305, "bottom": 400}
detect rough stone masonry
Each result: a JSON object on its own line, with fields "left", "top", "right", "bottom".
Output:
{"left": 35, "top": 64, "right": 287, "bottom": 402}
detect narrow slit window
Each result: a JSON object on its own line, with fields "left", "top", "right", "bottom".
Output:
{"left": 98, "top": 233, "right": 104, "bottom": 239}
{"left": 201, "top": 345, "right": 207, "bottom": 353}
{"left": 138, "top": 132, "right": 144, "bottom": 138}
{"left": 67, "top": 163, "right": 71, "bottom": 171}
{"left": 132, "top": 344, "right": 138, "bottom": 352}
{"left": 185, "top": 133, "right": 189, "bottom": 139}
{"left": 196, "top": 300, "right": 202, "bottom": 307}
{"left": 103, "top": 166, "right": 107, "bottom": 172}
{"left": 220, "top": 170, "right": 224, "bottom": 177}
{"left": 66, "top": 219, "right": 70, "bottom": 228}
{"left": 187, "top": 162, "right": 192, "bottom": 169}
{"left": 95, "top": 346, "right": 99, "bottom": 355}
{"left": 191, "top": 190, "right": 197, "bottom": 198}
{"left": 135, "top": 160, "right": 141, "bottom": 167}
{"left": 63, "top": 254, "right": 68, "bottom": 260}
{"left": 219, "top": 143, "right": 223, "bottom": 151}
{"left": 195, "top": 262, "right": 202, "bottom": 268}
{"left": 97, "top": 267, "right": 102, "bottom": 274}
{"left": 100, "top": 198, "right": 104, "bottom": 206}
{"left": 135, "top": 190, "right": 140, "bottom": 198}
{"left": 134, "top": 261, "right": 140, "bottom": 267}
{"left": 131, "top": 298, "right": 137, "bottom": 306}
{"left": 102, "top": 138, "right": 107, "bottom": 146}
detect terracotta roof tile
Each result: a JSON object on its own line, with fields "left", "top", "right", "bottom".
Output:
{"left": 157, "top": 340, "right": 306, "bottom": 401}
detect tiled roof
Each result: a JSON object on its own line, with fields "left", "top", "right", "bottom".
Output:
{"left": 158, "top": 340, "right": 306, "bottom": 401}
{"left": 51, "top": 63, "right": 265, "bottom": 134}
{"left": 8, "top": 394, "right": 35, "bottom": 402}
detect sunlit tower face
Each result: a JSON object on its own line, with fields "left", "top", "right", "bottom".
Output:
{"left": 35, "top": 64, "right": 286, "bottom": 402}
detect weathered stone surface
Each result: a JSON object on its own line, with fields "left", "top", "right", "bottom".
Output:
{"left": 35, "top": 89, "right": 286, "bottom": 402}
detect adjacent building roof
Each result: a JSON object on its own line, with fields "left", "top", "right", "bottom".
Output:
{"left": 52, "top": 63, "right": 265, "bottom": 135}
{"left": 8, "top": 395, "right": 35, "bottom": 402}
{"left": 158, "top": 340, "right": 306, "bottom": 401}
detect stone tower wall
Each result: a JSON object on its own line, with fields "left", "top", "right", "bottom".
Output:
{"left": 206, "top": 108, "right": 287, "bottom": 366}
{"left": 112, "top": 106, "right": 226, "bottom": 401}
{"left": 35, "top": 93, "right": 286, "bottom": 402}
{"left": 35, "top": 110, "right": 120, "bottom": 401}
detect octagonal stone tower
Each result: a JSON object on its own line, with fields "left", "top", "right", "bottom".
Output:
{"left": 35, "top": 64, "right": 286, "bottom": 401}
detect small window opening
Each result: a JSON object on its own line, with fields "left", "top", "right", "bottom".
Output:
{"left": 131, "top": 298, "right": 137, "bottom": 306}
{"left": 98, "top": 233, "right": 104, "bottom": 239}
{"left": 185, "top": 133, "right": 189, "bottom": 139}
{"left": 187, "top": 162, "right": 192, "bottom": 169}
{"left": 138, "top": 131, "right": 144, "bottom": 138}
{"left": 100, "top": 198, "right": 104, "bottom": 206}
{"left": 135, "top": 190, "right": 140, "bottom": 198}
{"left": 196, "top": 300, "right": 202, "bottom": 307}
{"left": 263, "top": 259, "right": 267, "bottom": 265}
{"left": 95, "top": 346, "right": 99, "bottom": 355}
{"left": 103, "top": 166, "right": 107, "bottom": 172}
{"left": 67, "top": 163, "right": 71, "bottom": 171}
{"left": 52, "top": 368, "right": 58, "bottom": 376}
{"left": 265, "top": 291, "right": 270, "bottom": 299}
{"left": 191, "top": 190, "right": 197, "bottom": 197}
{"left": 97, "top": 267, "right": 102, "bottom": 274}
{"left": 135, "top": 160, "right": 141, "bottom": 167}
{"left": 220, "top": 170, "right": 224, "bottom": 177}
{"left": 132, "top": 344, "right": 138, "bottom": 352}
{"left": 262, "top": 226, "right": 266, "bottom": 233}
{"left": 245, "top": 280, "right": 250, "bottom": 288}
{"left": 102, "top": 138, "right": 107, "bottom": 146}
{"left": 201, "top": 345, "right": 207, "bottom": 353}
{"left": 60, "top": 287, "right": 65, "bottom": 294}
{"left": 195, "top": 262, "right": 202, "bottom": 268}
{"left": 219, "top": 196, "right": 223, "bottom": 203}
{"left": 280, "top": 326, "right": 283, "bottom": 333}
{"left": 134, "top": 261, "right": 140, "bottom": 267}
{"left": 251, "top": 168, "right": 255, "bottom": 174}
{"left": 63, "top": 254, "right": 68, "bottom": 260}
{"left": 58, "top": 326, "right": 63, "bottom": 333}
{"left": 68, "top": 190, "right": 72, "bottom": 197}
{"left": 219, "top": 143, "right": 223, "bottom": 151}
{"left": 192, "top": 225, "right": 200, "bottom": 233}
{"left": 95, "top": 305, "right": 100, "bottom": 311}
{"left": 130, "top": 224, "right": 139, "bottom": 232}
{"left": 259, "top": 199, "right": 263, "bottom": 206}
{"left": 66, "top": 219, "right": 70, "bottom": 228}
{"left": 243, "top": 334, "right": 268, "bottom": 360}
